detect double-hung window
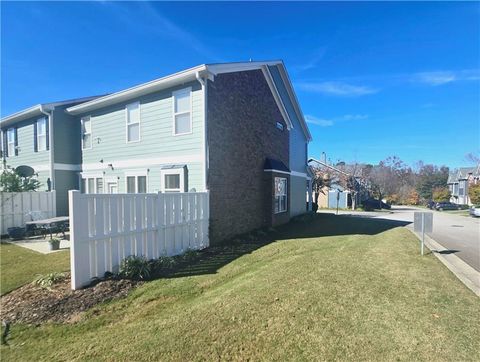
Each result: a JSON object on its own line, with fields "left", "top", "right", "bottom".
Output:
{"left": 125, "top": 172, "right": 147, "bottom": 193}
{"left": 36, "top": 118, "right": 47, "bottom": 151}
{"left": 126, "top": 102, "right": 140, "bottom": 143}
{"left": 81, "top": 117, "right": 92, "bottom": 149}
{"left": 7, "top": 129, "right": 15, "bottom": 156}
{"left": 274, "top": 177, "right": 287, "bottom": 213}
{"left": 173, "top": 88, "right": 192, "bottom": 135}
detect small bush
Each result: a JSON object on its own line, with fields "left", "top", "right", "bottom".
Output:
{"left": 34, "top": 272, "right": 66, "bottom": 289}
{"left": 181, "top": 249, "right": 200, "bottom": 263}
{"left": 119, "top": 256, "right": 151, "bottom": 280}
{"left": 151, "top": 256, "right": 178, "bottom": 271}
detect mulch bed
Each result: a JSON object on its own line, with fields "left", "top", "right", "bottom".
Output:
{"left": 1, "top": 275, "right": 141, "bottom": 325}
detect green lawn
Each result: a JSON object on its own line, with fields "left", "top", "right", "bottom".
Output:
{"left": 0, "top": 242, "right": 70, "bottom": 295}
{"left": 2, "top": 214, "right": 479, "bottom": 361}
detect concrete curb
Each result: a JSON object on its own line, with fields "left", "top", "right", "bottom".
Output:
{"left": 408, "top": 228, "right": 480, "bottom": 297}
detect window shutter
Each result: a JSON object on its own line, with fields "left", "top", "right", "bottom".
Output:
{"left": 34, "top": 121, "right": 38, "bottom": 152}
{"left": 14, "top": 128, "right": 18, "bottom": 156}
{"left": 45, "top": 118, "right": 49, "bottom": 150}
{"left": 3, "top": 131, "right": 7, "bottom": 157}
{"left": 0, "top": 131, "right": 3, "bottom": 158}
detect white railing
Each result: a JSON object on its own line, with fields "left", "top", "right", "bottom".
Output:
{"left": 0, "top": 191, "right": 56, "bottom": 235}
{"left": 68, "top": 190, "right": 209, "bottom": 290}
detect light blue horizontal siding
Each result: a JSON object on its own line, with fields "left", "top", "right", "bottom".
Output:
{"left": 3, "top": 116, "right": 50, "bottom": 170}
{"left": 82, "top": 162, "right": 204, "bottom": 193}
{"left": 79, "top": 81, "right": 204, "bottom": 164}
{"left": 268, "top": 65, "right": 308, "bottom": 174}
{"left": 2, "top": 116, "right": 51, "bottom": 191}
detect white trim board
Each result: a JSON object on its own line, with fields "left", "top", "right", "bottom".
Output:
{"left": 82, "top": 154, "right": 203, "bottom": 171}
{"left": 54, "top": 163, "right": 82, "bottom": 171}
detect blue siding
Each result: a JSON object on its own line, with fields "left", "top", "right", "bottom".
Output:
{"left": 75, "top": 81, "right": 205, "bottom": 192}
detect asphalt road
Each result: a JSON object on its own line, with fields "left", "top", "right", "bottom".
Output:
{"left": 324, "top": 206, "right": 480, "bottom": 272}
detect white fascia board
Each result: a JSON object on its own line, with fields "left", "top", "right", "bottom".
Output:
{"left": 207, "top": 60, "right": 282, "bottom": 76}
{"left": 1, "top": 104, "right": 53, "bottom": 128}
{"left": 67, "top": 65, "right": 208, "bottom": 115}
{"left": 276, "top": 64, "right": 312, "bottom": 142}
{"left": 261, "top": 66, "right": 293, "bottom": 130}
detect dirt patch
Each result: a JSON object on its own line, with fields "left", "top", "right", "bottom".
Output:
{"left": 1, "top": 275, "right": 141, "bottom": 325}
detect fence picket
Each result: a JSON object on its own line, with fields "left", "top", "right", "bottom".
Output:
{"left": 69, "top": 191, "right": 209, "bottom": 289}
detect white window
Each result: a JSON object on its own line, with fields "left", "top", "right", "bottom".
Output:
{"left": 172, "top": 88, "right": 192, "bottom": 135}
{"left": 7, "top": 128, "right": 15, "bottom": 156}
{"left": 161, "top": 169, "right": 185, "bottom": 192}
{"left": 81, "top": 117, "right": 92, "bottom": 150}
{"left": 125, "top": 171, "right": 148, "bottom": 193}
{"left": 126, "top": 102, "right": 140, "bottom": 143}
{"left": 37, "top": 118, "right": 47, "bottom": 151}
{"left": 274, "top": 177, "right": 287, "bottom": 213}
{"left": 81, "top": 175, "right": 103, "bottom": 194}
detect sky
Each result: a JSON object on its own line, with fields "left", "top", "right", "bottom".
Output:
{"left": 1, "top": 1, "right": 479, "bottom": 168}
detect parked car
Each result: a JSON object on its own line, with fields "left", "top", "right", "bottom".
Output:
{"left": 361, "top": 198, "right": 391, "bottom": 210}
{"left": 469, "top": 205, "right": 480, "bottom": 217}
{"left": 426, "top": 200, "right": 436, "bottom": 209}
{"left": 434, "top": 202, "right": 459, "bottom": 211}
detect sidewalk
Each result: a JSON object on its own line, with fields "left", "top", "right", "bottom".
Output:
{"left": 410, "top": 229, "right": 480, "bottom": 297}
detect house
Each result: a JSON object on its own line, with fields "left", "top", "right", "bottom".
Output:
{"left": 0, "top": 96, "right": 99, "bottom": 215}
{"left": 63, "top": 60, "right": 312, "bottom": 243}
{"left": 308, "top": 158, "right": 367, "bottom": 210}
{"left": 447, "top": 165, "right": 480, "bottom": 205}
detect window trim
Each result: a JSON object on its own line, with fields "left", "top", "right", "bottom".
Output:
{"left": 7, "top": 128, "right": 15, "bottom": 157}
{"left": 36, "top": 118, "right": 47, "bottom": 152}
{"left": 274, "top": 177, "right": 288, "bottom": 214}
{"left": 172, "top": 87, "right": 193, "bottom": 136}
{"left": 81, "top": 116, "right": 92, "bottom": 150}
{"left": 125, "top": 101, "right": 141, "bottom": 144}
{"left": 161, "top": 168, "right": 184, "bottom": 192}
{"left": 124, "top": 170, "right": 148, "bottom": 193}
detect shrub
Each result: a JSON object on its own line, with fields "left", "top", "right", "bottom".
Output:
{"left": 151, "top": 256, "right": 178, "bottom": 272}
{"left": 181, "top": 249, "right": 200, "bottom": 263}
{"left": 119, "top": 255, "right": 151, "bottom": 280}
{"left": 432, "top": 187, "right": 451, "bottom": 202}
{"left": 34, "top": 272, "right": 66, "bottom": 289}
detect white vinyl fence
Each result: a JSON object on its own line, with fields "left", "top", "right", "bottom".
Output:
{"left": 69, "top": 190, "right": 209, "bottom": 290}
{"left": 1, "top": 191, "right": 56, "bottom": 235}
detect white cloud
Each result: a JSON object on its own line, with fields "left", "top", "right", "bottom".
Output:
{"left": 414, "top": 69, "right": 480, "bottom": 86}
{"left": 294, "top": 47, "right": 327, "bottom": 72}
{"left": 305, "top": 114, "right": 369, "bottom": 127}
{"left": 305, "top": 115, "right": 334, "bottom": 127}
{"left": 415, "top": 71, "right": 456, "bottom": 86}
{"left": 342, "top": 114, "right": 369, "bottom": 121}
{"left": 298, "top": 81, "right": 379, "bottom": 96}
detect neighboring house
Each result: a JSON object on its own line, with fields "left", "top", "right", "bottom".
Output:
{"left": 64, "top": 61, "right": 312, "bottom": 243}
{"left": 447, "top": 165, "right": 480, "bottom": 205}
{"left": 0, "top": 96, "right": 99, "bottom": 215}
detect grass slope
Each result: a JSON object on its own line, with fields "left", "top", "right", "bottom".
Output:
{"left": 2, "top": 214, "right": 479, "bottom": 361}
{"left": 1, "top": 243, "right": 70, "bottom": 295}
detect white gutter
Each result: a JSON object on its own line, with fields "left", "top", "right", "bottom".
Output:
{"left": 67, "top": 65, "right": 208, "bottom": 115}
{"left": 196, "top": 71, "right": 208, "bottom": 191}
{"left": 39, "top": 106, "right": 55, "bottom": 190}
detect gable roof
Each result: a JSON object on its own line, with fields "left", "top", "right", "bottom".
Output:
{"left": 65, "top": 61, "right": 312, "bottom": 142}
{"left": 0, "top": 95, "right": 102, "bottom": 129}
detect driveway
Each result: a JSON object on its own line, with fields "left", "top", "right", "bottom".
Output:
{"left": 319, "top": 206, "right": 480, "bottom": 272}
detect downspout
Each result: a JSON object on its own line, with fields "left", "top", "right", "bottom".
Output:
{"left": 40, "top": 106, "right": 55, "bottom": 190}
{"left": 196, "top": 71, "right": 208, "bottom": 191}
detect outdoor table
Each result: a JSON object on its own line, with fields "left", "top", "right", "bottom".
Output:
{"left": 25, "top": 216, "right": 70, "bottom": 239}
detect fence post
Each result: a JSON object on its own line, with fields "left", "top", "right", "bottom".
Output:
{"left": 69, "top": 190, "right": 90, "bottom": 290}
